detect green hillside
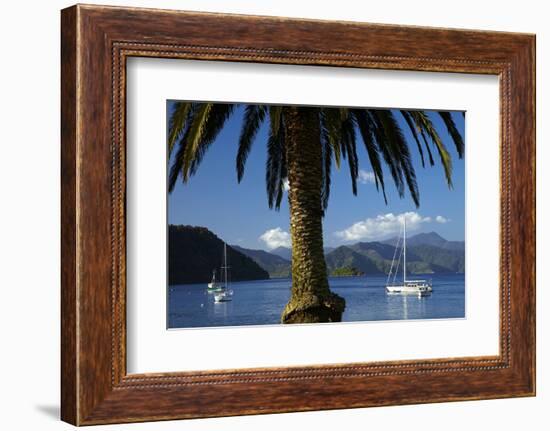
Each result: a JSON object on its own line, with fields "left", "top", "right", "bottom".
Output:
{"left": 325, "top": 246, "right": 384, "bottom": 275}
{"left": 232, "top": 245, "right": 291, "bottom": 278}
{"left": 170, "top": 228, "right": 465, "bottom": 281}
{"left": 326, "top": 238, "right": 464, "bottom": 275}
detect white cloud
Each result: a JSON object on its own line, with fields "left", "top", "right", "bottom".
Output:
{"left": 259, "top": 227, "right": 291, "bottom": 250}
{"left": 358, "top": 170, "right": 376, "bottom": 184}
{"left": 334, "top": 212, "right": 432, "bottom": 242}
{"left": 435, "top": 215, "right": 450, "bottom": 224}
{"left": 283, "top": 178, "right": 290, "bottom": 192}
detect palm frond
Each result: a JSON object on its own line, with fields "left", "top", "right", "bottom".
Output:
{"left": 339, "top": 107, "right": 350, "bottom": 121}
{"left": 438, "top": 111, "right": 465, "bottom": 158}
{"left": 320, "top": 134, "right": 333, "bottom": 212}
{"left": 236, "top": 105, "right": 267, "bottom": 182}
{"left": 167, "top": 102, "right": 193, "bottom": 155}
{"left": 275, "top": 157, "right": 288, "bottom": 210}
{"left": 419, "top": 128, "right": 435, "bottom": 166}
{"left": 180, "top": 103, "right": 213, "bottom": 181}
{"left": 168, "top": 102, "right": 463, "bottom": 216}
{"left": 266, "top": 114, "right": 287, "bottom": 210}
{"left": 168, "top": 106, "right": 196, "bottom": 192}
{"left": 341, "top": 115, "right": 358, "bottom": 196}
{"left": 351, "top": 109, "right": 387, "bottom": 203}
{"left": 318, "top": 107, "right": 359, "bottom": 207}
{"left": 320, "top": 108, "right": 343, "bottom": 168}
{"left": 375, "top": 110, "right": 419, "bottom": 206}
{"left": 168, "top": 102, "right": 235, "bottom": 190}
{"left": 409, "top": 111, "right": 453, "bottom": 187}
{"left": 269, "top": 106, "right": 283, "bottom": 138}
{"left": 367, "top": 111, "right": 406, "bottom": 197}
{"left": 399, "top": 110, "right": 425, "bottom": 168}
{"left": 188, "top": 103, "right": 236, "bottom": 177}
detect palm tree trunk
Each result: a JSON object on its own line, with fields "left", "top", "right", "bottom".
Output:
{"left": 281, "top": 107, "right": 346, "bottom": 323}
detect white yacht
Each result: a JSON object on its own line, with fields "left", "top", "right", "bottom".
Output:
{"left": 207, "top": 269, "right": 223, "bottom": 292}
{"left": 214, "top": 243, "right": 233, "bottom": 303}
{"left": 385, "top": 218, "right": 432, "bottom": 297}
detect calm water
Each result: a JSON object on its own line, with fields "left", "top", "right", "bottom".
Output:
{"left": 168, "top": 274, "right": 465, "bottom": 329}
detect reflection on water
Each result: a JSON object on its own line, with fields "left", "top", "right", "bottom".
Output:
{"left": 383, "top": 294, "right": 429, "bottom": 321}
{"left": 401, "top": 295, "right": 409, "bottom": 320}
{"left": 168, "top": 274, "right": 465, "bottom": 329}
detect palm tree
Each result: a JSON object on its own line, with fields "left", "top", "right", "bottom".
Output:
{"left": 168, "top": 103, "right": 464, "bottom": 324}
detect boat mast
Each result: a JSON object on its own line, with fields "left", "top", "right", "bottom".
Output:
{"left": 403, "top": 217, "right": 407, "bottom": 283}
{"left": 224, "top": 243, "right": 228, "bottom": 288}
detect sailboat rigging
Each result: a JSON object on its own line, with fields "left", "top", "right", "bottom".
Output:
{"left": 213, "top": 243, "right": 233, "bottom": 303}
{"left": 385, "top": 218, "right": 432, "bottom": 297}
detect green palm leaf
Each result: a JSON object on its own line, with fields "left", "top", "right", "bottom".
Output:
{"left": 167, "top": 102, "right": 192, "bottom": 155}
{"left": 438, "top": 111, "right": 465, "bottom": 158}
{"left": 265, "top": 121, "right": 287, "bottom": 210}
{"left": 168, "top": 102, "right": 462, "bottom": 210}
{"left": 418, "top": 127, "right": 436, "bottom": 166}
{"left": 351, "top": 109, "right": 388, "bottom": 203}
{"left": 168, "top": 103, "right": 235, "bottom": 189}
{"left": 341, "top": 116, "right": 358, "bottom": 196}
{"left": 409, "top": 111, "right": 453, "bottom": 187}
{"left": 320, "top": 135, "right": 333, "bottom": 212}
{"left": 269, "top": 106, "right": 283, "bottom": 138}
{"left": 236, "top": 105, "right": 267, "bottom": 182}
{"left": 181, "top": 103, "right": 213, "bottom": 181}
{"left": 367, "top": 111, "right": 406, "bottom": 197}
{"left": 375, "top": 110, "right": 419, "bottom": 206}
{"left": 399, "top": 110, "right": 425, "bottom": 168}
{"left": 168, "top": 108, "right": 194, "bottom": 192}
{"left": 320, "top": 108, "right": 344, "bottom": 168}
{"left": 189, "top": 103, "right": 236, "bottom": 177}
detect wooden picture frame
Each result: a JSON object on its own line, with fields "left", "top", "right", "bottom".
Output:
{"left": 61, "top": 4, "right": 535, "bottom": 425}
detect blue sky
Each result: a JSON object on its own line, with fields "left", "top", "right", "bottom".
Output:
{"left": 167, "top": 102, "right": 465, "bottom": 251}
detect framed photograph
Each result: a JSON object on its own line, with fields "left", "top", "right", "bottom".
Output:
{"left": 61, "top": 4, "right": 535, "bottom": 425}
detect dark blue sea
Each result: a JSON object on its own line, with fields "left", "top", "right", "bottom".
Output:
{"left": 167, "top": 274, "right": 465, "bottom": 329}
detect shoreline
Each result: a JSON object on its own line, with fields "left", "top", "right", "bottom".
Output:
{"left": 169, "top": 272, "right": 465, "bottom": 288}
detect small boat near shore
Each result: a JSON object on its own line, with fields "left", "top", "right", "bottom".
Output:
{"left": 385, "top": 218, "right": 432, "bottom": 297}
{"left": 207, "top": 270, "right": 224, "bottom": 292}
{"left": 214, "top": 289, "right": 233, "bottom": 303}
{"left": 211, "top": 243, "right": 233, "bottom": 303}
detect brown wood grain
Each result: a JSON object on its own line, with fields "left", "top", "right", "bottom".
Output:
{"left": 60, "top": 5, "right": 78, "bottom": 425}
{"left": 60, "top": 4, "right": 536, "bottom": 425}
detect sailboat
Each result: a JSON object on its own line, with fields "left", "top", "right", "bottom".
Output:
{"left": 385, "top": 218, "right": 432, "bottom": 297}
{"left": 214, "top": 243, "right": 233, "bottom": 303}
{"left": 207, "top": 269, "right": 223, "bottom": 292}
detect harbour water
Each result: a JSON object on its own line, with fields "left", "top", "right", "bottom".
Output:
{"left": 168, "top": 273, "right": 465, "bottom": 329}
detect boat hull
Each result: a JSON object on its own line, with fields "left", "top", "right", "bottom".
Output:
{"left": 214, "top": 289, "right": 234, "bottom": 303}
{"left": 386, "top": 283, "right": 432, "bottom": 296}
{"left": 214, "top": 297, "right": 232, "bottom": 303}
{"left": 207, "top": 285, "right": 224, "bottom": 293}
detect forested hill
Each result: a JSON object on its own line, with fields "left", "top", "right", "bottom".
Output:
{"left": 231, "top": 245, "right": 291, "bottom": 278}
{"left": 168, "top": 225, "right": 269, "bottom": 285}
{"left": 236, "top": 232, "right": 464, "bottom": 278}
{"left": 169, "top": 226, "right": 464, "bottom": 281}
{"left": 325, "top": 240, "right": 464, "bottom": 276}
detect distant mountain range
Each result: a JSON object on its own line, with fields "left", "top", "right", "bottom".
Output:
{"left": 269, "top": 246, "right": 292, "bottom": 261}
{"left": 382, "top": 232, "right": 465, "bottom": 252}
{"left": 269, "top": 245, "right": 335, "bottom": 261}
{"left": 169, "top": 225, "right": 464, "bottom": 283}
{"left": 231, "top": 245, "right": 292, "bottom": 278}
{"left": 234, "top": 231, "right": 464, "bottom": 278}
